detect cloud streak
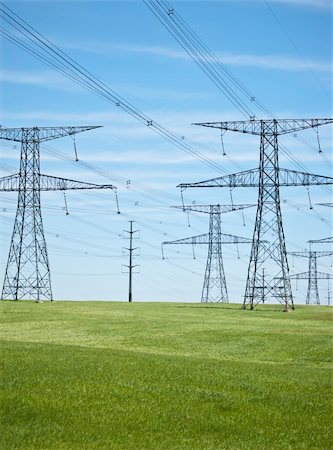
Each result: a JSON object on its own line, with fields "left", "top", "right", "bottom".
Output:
{"left": 0, "top": 69, "right": 78, "bottom": 90}
{"left": 188, "top": 0, "right": 331, "bottom": 8}
{"left": 60, "top": 41, "right": 332, "bottom": 74}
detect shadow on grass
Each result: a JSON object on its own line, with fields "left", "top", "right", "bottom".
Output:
{"left": 175, "top": 304, "right": 289, "bottom": 312}
{"left": 175, "top": 305, "right": 242, "bottom": 311}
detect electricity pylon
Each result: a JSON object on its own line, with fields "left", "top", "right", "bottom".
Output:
{"left": 0, "top": 126, "right": 117, "bottom": 301}
{"left": 122, "top": 221, "right": 140, "bottom": 303}
{"left": 162, "top": 204, "right": 253, "bottom": 303}
{"left": 178, "top": 118, "right": 333, "bottom": 311}
{"left": 289, "top": 250, "right": 333, "bottom": 304}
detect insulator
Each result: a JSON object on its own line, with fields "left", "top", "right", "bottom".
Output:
{"left": 63, "top": 191, "right": 69, "bottom": 215}
{"left": 316, "top": 127, "right": 322, "bottom": 153}
{"left": 180, "top": 188, "right": 185, "bottom": 211}
{"left": 73, "top": 138, "right": 79, "bottom": 161}
{"left": 220, "top": 130, "right": 226, "bottom": 156}
{"left": 229, "top": 187, "right": 234, "bottom": 209}
{"left": 115, "top": 191, "right": 120, "bottom": 214}
{"left": 242, "top": 210, "right": 246, "bottom": 227}
{"left": 306, "top": 187, "right": 313, "bottom": 210}
{"left": 187, "top": 211, "right": 191, "bottom": 227}
{"left": 192, "top": 242, "right": 196, "bottom": 259}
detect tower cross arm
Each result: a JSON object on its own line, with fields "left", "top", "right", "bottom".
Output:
{"left": 279, "top": 169, "right": 333, "bottom": 186}
{"left": 315, "top": 272, "right": 333, "bottom": 279}
{"left": 289, "top": 251, "right": 333, "bottom": 258}
{"left": 178, "top": 168, "right": 333, "bottom": 190}
{"left": 163, "top": 233, "right": 209, "bottom": 246}
{"left": 0, "top": 126, "right": 102, "bottom": 142}
{"left": 163, "top": 232, "right": 253, "bottom": 246}
{"left": 290, "top": 271, "right": 333, "bottom": 280}
{"left": 0, "top": 173, "right": 20, "bottom": 191}
{"left": 172, "top": 204, "right": 255, "bottom": 214}
{"left": 0, "top": 173, "right": 117, "bottom": 192}
{"left": 220, "top": 232, "right": 253, "bottom": 244}
{"left": 289, "top": 271, "right": 309, "bottom": 280}
{"left": 308, "top": 237, "right": 333, "bottom": 244}
{"left": 39, "top": 174, "right": 117, "bottom": 191}
{"left": 192, "top": 118, "right": 333, "bottom": 135}
{"left": 178, "top": 168, "right": 259, "bottom": 189}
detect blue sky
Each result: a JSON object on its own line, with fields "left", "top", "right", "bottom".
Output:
{"left": 0, "top": 0, "right": 332, "bottom": 303}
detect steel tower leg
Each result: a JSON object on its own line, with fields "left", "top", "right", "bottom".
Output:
{"left": 1, "top": 128, "right": 52, "bottom": 300}
{"left": 201, "top": 205, "right": 228, "bottom": 303}
{"left": 243, "top": 121, "right": 294, "bottom": 311}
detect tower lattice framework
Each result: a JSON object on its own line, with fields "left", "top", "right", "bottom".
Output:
{"left": 290, "top": 250, "right": 333, "bottom": 305}
{"left": 162, "top": 204, "right": 253, "bottom": 303}
{"left": 0, "top": 126, "right": 117, "bottom": 301}
{"left": 178, "top": 118, "right": 333, "bottom": 311}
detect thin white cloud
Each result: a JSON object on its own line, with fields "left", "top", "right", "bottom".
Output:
{"left": 255, "top": 0, "right": 331, "bottom": 8}
{"left": 28, "top": 0, "right": 331, "bottom": 8}
{"left": 60, "top": 40, "right": 332, "bottom": 74}
{"left": 0, "top": 69, "right": 78, "bottom": 91}
{"left": 196, "top": 0, "right": 331, "bottom": 8}
{"left": 0, "top": 68, "right": 211, "bottom": 105}
{"left": 217, "top": 53, "right": 331, "bottom": 73}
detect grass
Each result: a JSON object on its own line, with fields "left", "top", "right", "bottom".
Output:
{"left": 0, "top": 301, "right": 332, "bottom": 450}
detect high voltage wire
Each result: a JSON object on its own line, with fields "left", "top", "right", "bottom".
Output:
{"left": 0, "top": 2, "right": 331, "bottom": 260}
{"left": 143, "top": 0, "right": 332, "bottom": 187}
{"left": 264, "top": 0, "right": 329, "bottom": 96}
{"left": 143, "top": 0, "right": 272, "bottom": 119}
{"left": 1, "top": 137, "right": 185, "bottom": 212}
{"left": 1, "top": 1, "right": 329, "bottom": 202}
{"left": 40, "top": 131, "right": 330, "bottom": 237}
{"left": 0, "top": 3, "right": 231, "bottom": 176}
{"left": 40, "top": 144, "right": 184, "bottom": 205}
{"left": 1, "top": 0, "right": 330, "bottom": 180}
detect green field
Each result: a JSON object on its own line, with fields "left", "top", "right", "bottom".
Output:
{"left": 0, "top": 301, "right": 332, "bottom": 450}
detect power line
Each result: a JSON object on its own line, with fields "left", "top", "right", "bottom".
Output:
{"left": 143, "top": 1, "right": 332, "bottom": 192}
{"left": 264, "top": 0, "right": 329, "bottom": 95}
{"left": 0, "top": 2, "right": 232, "bottom": 176}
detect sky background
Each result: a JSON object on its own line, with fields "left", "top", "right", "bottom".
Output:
{"left": 0, "top": 0, "right": 332, "bottom": 304}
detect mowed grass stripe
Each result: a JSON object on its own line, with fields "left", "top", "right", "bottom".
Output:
{"left": 0, "top": 301, "right": 332, "bottom": 449}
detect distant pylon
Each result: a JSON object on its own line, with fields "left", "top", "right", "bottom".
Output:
{"left": 122, "top": 221, "right": 140, "bottom": 303}
{"left": 0, "top": 126, "right": 117, "bottom": 301}
{"left": 290, "top": 250, "right": 333, "bottom": 305}
{"left": 179, "top": 118, "right": 333, "bottom": 311}
{"left": 162, "top": 204, "right": 253, "bottom": 303}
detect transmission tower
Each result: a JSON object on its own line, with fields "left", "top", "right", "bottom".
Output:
{"left": 122, "top": 221, "right": 140, "bottom": 303}
{"left": 179, "top": 118, "right": 333, "bottom": 311}
{"left": 0, "top": 126, "right": 117, "bottom": 301}
{"left": 162, "top": 204, "right": 253, "bottom": 303}
{"left": 289, "top": 250, "right": 333, "bottom": 305}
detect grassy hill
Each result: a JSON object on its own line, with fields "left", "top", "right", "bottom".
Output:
{"left": 0, "top": 301, "right": 332, "bottom": 449}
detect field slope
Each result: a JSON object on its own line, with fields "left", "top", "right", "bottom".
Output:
{"left": 0, "top": 301, "right": 332, "bottom": 450}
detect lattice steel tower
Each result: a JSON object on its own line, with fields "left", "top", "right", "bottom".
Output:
{"left": 0, "top": 126, "right": 117, "bottom": 301}
{"left": 179, "top": 118, "right": 333, "bottom": 311}
{"left": 162, "top": 204, "right": 253, "bottom": 303}
{"left": 290, "top": 250, "right": 333, "bottom": 305}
